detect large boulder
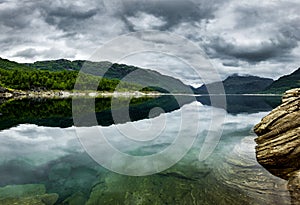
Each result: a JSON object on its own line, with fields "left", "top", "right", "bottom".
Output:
{"left": 254, "top": 88, "right": 300, "bottom": 204}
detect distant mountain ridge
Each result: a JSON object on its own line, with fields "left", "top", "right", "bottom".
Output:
{"left": 21, "top": 58, "right": 279, "bottom": 94}
{"left": 21, "top": 59, "right": 186, "bottom": 91}
{"left": 26, "top": 59, "right": 193, "bottom": 93}
{"left": 193, "top": 74, "right": 274, "bottom": 94}
{"left": 0, "top": 58, "right": 191, "bottom": 94}
{"left": 0, "top": 58, "right": 92, "bottom": 71}
{"left": 0, "top": 57, "right": 299, "bottom": 94}
{"left": 23, "top": 59, "right": 85, "bottom": 71}
{"left": 0, "top": 57, "right": 30, "bottom": 70}
{"left": 262, "top": 68, "right": 300, "bottom": 94}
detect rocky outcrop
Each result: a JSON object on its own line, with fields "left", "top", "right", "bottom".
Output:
{"left": 0, "top": 86, "right": 8, "bottom": 93}
{"left": 254, "top": 88, "right": 300, "bottom": 205}
{"left": 0, "top": 86, "right": 13, "bottom": 97}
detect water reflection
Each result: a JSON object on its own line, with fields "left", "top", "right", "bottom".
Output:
{"left": 0, "top": 95, "right": 194, "bottom": 130}
{"left": 197, "top": 95, "right": 281, "bottom": 114}
{"left": 0, "top": 95, "right": 281, "bottom": 131}
{"left": 0, "top": 96, "right": 290, "bottom": 204}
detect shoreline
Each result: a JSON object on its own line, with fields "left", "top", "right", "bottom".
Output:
{"left": 0, "top": 90, "right": 162, "bottom": 99}
{"left": 0, "top": 90, "right": 283, "bottom": 99}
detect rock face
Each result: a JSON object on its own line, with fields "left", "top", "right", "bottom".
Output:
{"left": 254, "top": 88, "right": 300, "bottom": 205}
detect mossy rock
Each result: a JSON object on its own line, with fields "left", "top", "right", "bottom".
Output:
{"left": 0, "top": 184, "right": 58, "bottom": 205}
{"left": 0, "top": 184, "right": 46, "bottom": 199}
{"left": 48, "top": 162, "right": 72, "bottom": 181}
{"left": 0, "top": 193, "right": 58, "bottom": 205}
{"left": 85, "top": 173, "right": 198, "bottom": 205}
{"left": 62, "top": 192, "right": 88, "bottom": 205}
{"left": 40, "top": 193, "right": 59, "bottom": 205}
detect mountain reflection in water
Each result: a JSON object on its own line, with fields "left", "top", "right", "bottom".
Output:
{"left": 0, "top": 95, "right": 290, "bottom": 205}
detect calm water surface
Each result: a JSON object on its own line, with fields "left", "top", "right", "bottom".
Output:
{"left": 0, "top": 95, "right": 291, "bottom": 204}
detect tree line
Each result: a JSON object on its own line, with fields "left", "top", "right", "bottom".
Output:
{"left": 0, "top": 68, "right": 152, "bottom": 92}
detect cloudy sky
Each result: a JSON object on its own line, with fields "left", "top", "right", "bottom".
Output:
{"left": 0, "top": 0, "right": 299, "bottom": 84}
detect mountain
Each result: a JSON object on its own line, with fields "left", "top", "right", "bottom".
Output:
{"left": 0, "top": 57, "right": 29, "bottom": 70}
{"left": 0, "top": 58, "right": 191, "bottom": 93}
{"left": 1, "top": 57, "right": 298, "bottom": 94}
{"left": 193, "top": 74, "right": 274, "bottom": 94}
{"left": 262, "top": 68, "right": 300, "bottom": 94}
{"left": 23, "top": 59, "right": 85, "bottom": 71}
{"left": 24, "top": 59, "right": 191, "bottom": 93}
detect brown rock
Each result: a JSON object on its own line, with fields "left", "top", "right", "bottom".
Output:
{"left": 288, "top": 171, "right": 300, "bottom": 205}
{"left": 254, "top": 88, "right": 300, "bottom": 205}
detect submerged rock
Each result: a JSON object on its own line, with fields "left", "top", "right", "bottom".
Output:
{"left": 84, "top": 134, "right": 292, "bottom": 205}
{"left": 0, "top": 184, "right": 46, "bottom": 198}
{"left": 0, "top": 193, "right": 59, "bottom": 205}
{"left": 254, "top": 88, "right": 300, "bottom": 205}
{"left": 62, "top": 192, "right": 88, "bottom": 205}
{"left": 214, "top": 136, "right": 290, "bottom": 204}
{"left": 85, "top": 152, "right": 282, "bottom": 205}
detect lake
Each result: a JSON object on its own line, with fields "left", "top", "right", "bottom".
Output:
{"left": 0, "top": 95, "right": 292, "bottom": 204}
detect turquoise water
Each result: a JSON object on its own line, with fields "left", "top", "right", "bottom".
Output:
{"left": 0, "top": 96, "right": 291, "bottom": 204}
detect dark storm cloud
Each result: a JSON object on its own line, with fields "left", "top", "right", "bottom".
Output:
{"left": 222, "top": 60, "right": 240, "bottom": 67}
{"left": 118, "top": 0, "right": 225, "bottom": 31}
{"left": 42, "top": 6, "right": 100, "bottom": 31}
{"left": 202, "top": 1, "right": 300, "bottom": 65}
{"left": 47, "top": 7, "right": 99, "bottom": 19}
{"left": 0, "top": 0, "right": 300, "bottom": 80}
{"left": 13, "top": 47, "right": 76, "bottom": 59}
{"left": 13, "top": 48, "right": 39, "bottom": 59}
{"left": 233, "top": 2, "right": 300, "bottom": 30}
{"left": 279, "top": 19, "right": 300, "bottom": 41}
{"left": 0, "top": 3, "right": 35, "bottom": 29}
{"left": 0, "top": 36, "right": 32, "bottom": 52}
{"left": 0, "top": 1, "right": 101, "bottom": 31}
{"left": 206, "top": 34, "right": 298, "bottom": 63}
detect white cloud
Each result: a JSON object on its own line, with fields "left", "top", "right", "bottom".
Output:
{"left": 119, "top": 52, "right": 204, "bottom": 86}
{"left": 0, "top": 102, "right": 271, "bottom": 168}
{"left": 0, "top": 125, "right": 82, "bottom": 165}
{"left": 126, "top": 12, "right": 167, "bottom": 30}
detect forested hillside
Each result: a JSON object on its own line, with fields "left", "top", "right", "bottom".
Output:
{"left": 0, "top": 58, "right": 189, "bottom": 93}
{"left": 262, "top": 68, "right": 300, "bottom": 94}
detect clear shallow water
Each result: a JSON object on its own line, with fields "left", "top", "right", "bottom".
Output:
{"left": 0, "top": 96, "right": 291, "bottom": 204}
